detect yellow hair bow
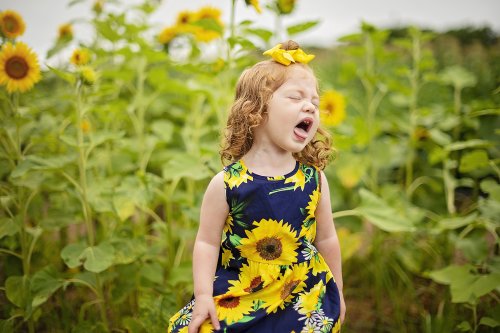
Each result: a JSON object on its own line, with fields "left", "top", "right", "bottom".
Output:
{"left": 263, "top": 43, "right": 315, "bottom": 66}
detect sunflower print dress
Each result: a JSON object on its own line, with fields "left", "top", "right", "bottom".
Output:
{"left": 168, "top": 160, "right": 341, "bottom": 333}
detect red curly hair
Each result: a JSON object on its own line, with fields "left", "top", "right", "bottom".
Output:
{"left": 220, "top": 57, "right": 333, "bottom": 169}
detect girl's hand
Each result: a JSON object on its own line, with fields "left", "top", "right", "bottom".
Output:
{"left": 188, "top": 295, "right": 220, "bottom": 333}
{"left": 339, "top": 289, "right": 346, "bottom": 324}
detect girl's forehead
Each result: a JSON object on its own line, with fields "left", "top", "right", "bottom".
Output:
{"left": 280, "top": 66, "right": 318, "bottom": 90}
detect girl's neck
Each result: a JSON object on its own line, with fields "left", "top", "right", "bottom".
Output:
{"left": 242, "top": 147, "right": 296, "bottom": 177}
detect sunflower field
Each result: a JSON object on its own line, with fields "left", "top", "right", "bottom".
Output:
{"left": 0, "top": 1, "right": 499, "bottom": 332}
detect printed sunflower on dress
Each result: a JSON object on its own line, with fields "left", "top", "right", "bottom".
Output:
{"left": 214, "top": 291, "right": 254, "bottom": 325}
{"left": 228, "top": 261, "right": 280, "bottom": 295}
{"left": 237, "top": 219, "right": 300, "bottom": 265}
{"left": 258, "top": 262, "right": 308, "bottom": 313}
{"left": 224, "top": 160, "right": 254, "bottom": 189}
{"left": 299, "top": 188, "right": 320, "bottom": 241}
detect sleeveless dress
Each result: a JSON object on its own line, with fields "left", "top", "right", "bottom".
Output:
{"left": 168, "top": 160, "right": 341, "bottom": 333}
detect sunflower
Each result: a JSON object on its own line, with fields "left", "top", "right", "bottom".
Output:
{"left": 70, "top": 48, "right": 91, "bottom": 66}
{"left": 245, "top": 0, "right": 262, "bottom": 14}
{"left": 309, "top": 254, "right": 334, "bottom": 283}
{"left": 79, "top": 66, "right": 97, "bottom": 85}
{"left": 214, "top": 292, "right": 254, "bottom": 324}
{"left": 276, "top": 0, "right": 296, "bottom": 15}
{"left": 224, "top": 160, "right": 253, "bottom": 189}
{"left": 299, "top": 189, "right": 320, "bottom": 241}
{"left": 296, "top": 281, "right": 325, "bottom": 314}
{"left": 81, "top": 119, "right": 91, "bottom": 133}
{"left": 320, "top": 90, "right": 346, "bottom": 127}
{"left": 0, "top": 42, "right": 41, "bottom": 94}
{"left": 192, "top": 27, "right": 221, "bottom": 43}
{"left": 199, "top": 319, "right": 215, "bottom": 333}
{"left": 259, "top": 262, "right": 308, "bottom": 313}
{"left": 58, "top": 23, "right": 73, "bottom": 40}
{"left": 221, "top": 248, "right": 232, "bottom": 268}
{"left": 0, "top": 10, "right": 26, "bottom": 39}
{"left": 176, "top": 10, "right": 194, "bottom": 26}
{"left": 223, "top": 213, "right": 233, "bottom": 234}
{"left": 332, "top": 319, "right": 341, "bottom": 333}
{"left": 228, "top": 261, "right": 280, "bottom": 294}
{"left": 284, "top": 167, "right": 306, "bottom": 191}
{"left": 158, "top": 26, "right": 179, "bottom": 45}
{"left": 195, "top": 6, "right": 224, "bottom": 26}
{"left": 238, "top": 219, "right": 299, "bottom": 265}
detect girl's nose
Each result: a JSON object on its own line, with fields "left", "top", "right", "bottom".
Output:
{"left": 302, "top": 101, "right": 316, "bottom": 113}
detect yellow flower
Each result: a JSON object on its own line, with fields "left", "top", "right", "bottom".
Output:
{"left": 195, "top": 6, "right": 224, "bottom": 26}
{"left": 224, "top": 160, "right": 253, "bottom": 189}
{"left": 276, "top": 0, "right": 296, "bottom": 15}
{"left": 332, "top": 319, "right": 341, "bottom": 333}
{"left": 238, "top": 219, "right": 299, "bottom": 265}
{"left": 92, "top": 0, "right": 104, "bottom": 14}
{"left": 0, "top": 10, "right": 26, "bottom": 39}
{"left": 245, "top": 0, "right": 262, "bottom": 14}
{"left": 199, "top": 319, "right": 215, "bottom": 333}
{"left": 284, "top": 167, "right": 306, "bottom": 191}
{"left": 320, "top": 90, "right": 346, "bottom": 127}
{"left": 70, "top": 48, "right": 91, "bottom": 66}
{"left": 58, "top": 23, "right": 73, "bottom": 40}
{"left": 221, "top": 248, "right": 232, "bottom": 268}
{"left": 223, "top": 214, "right": 233, "bottom": 234}
{"left": 79, "top": 66, "right": 97, "bottom": 85}
{"left": 309, "top": 254, "right": 334, "bottom": 283}
{"left": 259, "top": 262, "right": 308, "bottom": 313}
{"left": 81, "top": 119, "right": 91, "bottom": 133}
{"left": 263, "top": 43, "right": 315, "bottom": 66}
{"left": 192, "top": 27, "right": 221, "bottom": 43}
{"left": 176, "top": 10, "right": 194, "bottom": 26}
{"left": 0, "top": 42, "right": 41, "bottom": 94}
{"left": 299, "top": 189, "right": 320, "bottom": 241}
{"left": 228, "top": 261, "right": 280, "bottom": 294}
{"left": 214, "top": 291, "right": 254, "bottom": 324}
{"left": 158, "top": 26, "right": 179, "bottom": 45}
{"left": 296, "top": 280, "right": 325, "bottom": 314}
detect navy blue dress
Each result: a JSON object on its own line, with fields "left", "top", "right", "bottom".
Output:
{"left": 168, "top": 160, "right": 341, "bottom": 333}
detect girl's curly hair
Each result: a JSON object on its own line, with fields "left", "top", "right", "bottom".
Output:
{"left": 220, "top": 45, "right": 333, "bottom": 169}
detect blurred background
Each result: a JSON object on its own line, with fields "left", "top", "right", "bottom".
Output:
{"left": 0, "top": 1, "right": 499, "bottom": 332}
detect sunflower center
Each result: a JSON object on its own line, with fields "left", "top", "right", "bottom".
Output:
{"left": 256, "top": 237, "right": 282, "bottom": 260}
{"left": 4, "top": 16, "right": 20, "bottom": 33}
{"left": 218, "top": 296, "right": 240, "bottom": 309}
{"left": 244, "top": 276, "right": 263, "bottom": 293}
{"left": 5, "top": 56, "right": 29, "bottom": 80}
{"left": 325, "top": 102, "right": 335, "bottom": 114}
{"left": 280, "top": 280, "right": 300, "bottom": 300}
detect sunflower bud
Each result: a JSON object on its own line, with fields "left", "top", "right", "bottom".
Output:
{"left": 79, "top": 66, "right": 97, "bottom": 85}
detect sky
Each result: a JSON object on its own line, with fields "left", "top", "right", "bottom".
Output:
{"left": 2, "top": 0, "right": 500, "bottom": 65}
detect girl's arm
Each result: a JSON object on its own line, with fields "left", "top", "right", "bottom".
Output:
{"left": 188, "top": 171, "right": 228, "bottom": 332}
{"left": 313, "top": 171, "right": 346, "bottom": 323}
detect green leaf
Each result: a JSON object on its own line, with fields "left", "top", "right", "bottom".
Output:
{"left": 230, "top": 234, "right": 242, "bottom": 246}
{"left": 61, "top": 242, "right": 86, "bottom": 269}
{"left": 80, "top": 242, "right": 115, "bottom": 273}
{"left": 237, "top": 315, "right": 255, "bottom": 323}
{"left": 162, "top": 153, "right": 211, "bottom": 181}
{"left": 287, "top": 20, "right": 320, "bottom": 36}
{"left": 0, "top": 217, "right": 20, "bottom": 239}
{"left": 456, "top": 321, "right": 472, "bottom": 331}
{"left": 355, "top": 189, "right": 416, "bottom": 232}
{"left": 5, "top": 275, "right": 29, "bottom": 308}
{"left": 480, "top": 179, "right": 500, "bottom": 201}
{"left": 151, "top": 120, "right": 174, "bottom": 143}
{"left": 437, "top": 213, "right": 478, "bottom": 231}
{"left": 0, "top": 320, "right": 13, "bottom": 333}
{"left": 244, "top": 28, "right": 273, "bottom": 43}
{"left": 140, "top": 262, "right": 163, "bottom": 284}
{"left": 446, "top": 139, "right": 490, "bottom": 152}
{"left": 479, "top": 317, "right": 500, "bottom": 327}
{"left": 459, "top": 150, "right": 489, "bottom": 173}
{"left": 47, "top": 65, "right": 76, "bottom": 85}
{"left": 439, "top": 66, "right": 477, "bottom": 89}
{"left": 31, "top": 266, "right": 64, "bottom": 308}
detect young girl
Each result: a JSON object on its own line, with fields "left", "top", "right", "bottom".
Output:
{"left": 168, "top": 40, "right": 345, "bottom": 333}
